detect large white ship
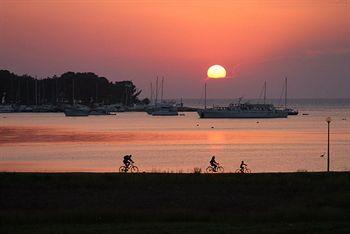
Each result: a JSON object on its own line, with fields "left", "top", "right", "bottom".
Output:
{"left": 197, "top": 82, "right": 288, "bottom": 119}
{"left": 197, "top": 102, "right": 288, "bottom": 118}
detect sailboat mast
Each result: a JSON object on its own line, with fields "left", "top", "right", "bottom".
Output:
{"left": 95, "top": 81, "right": 98, "bottom": 103}
{"left": 150, "top": 82, "right": 153, "bottom": 104}
{"left": 72, "top": 78, "right": 75, "bottom": 106}
{"left": 204, "top": 82, "right": 207, "bottom": 110}
{"left": 263, "top": 81, "right": 267, "bottom": 104}
{"left": 155, "top": 76, "right": 158, "bottom": 106}
{"left": 35, "top": 77, "right": 38, "bottom": 106}
{"left": 55, "top": 78, "right": 58, "bottom": 103}
{"left": 161, "top": 76, "right": 164, "bottom": 103}
{"left": 284, "top": 77, "right": 287, "bottom": 109}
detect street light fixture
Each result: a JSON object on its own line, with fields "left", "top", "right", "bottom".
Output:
{"left": 326, "top": 117, "right": 332, "bottom": 172}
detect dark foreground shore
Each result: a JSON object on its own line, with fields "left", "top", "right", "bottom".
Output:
{"left": 1, "top": 172, "right": 349, "bottom": 233}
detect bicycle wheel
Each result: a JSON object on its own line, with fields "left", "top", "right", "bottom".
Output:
{"left": 217, "top": 166, "right": 224, "bottom": 173}
{"left": 206, "top": 166, "right": 214, "bottom": 173}
{"left": 119, "top": 166, "right": 127, "bottom": 173}
{"left": 131, "top": 166, "right": 139, "bottom": 173}
{"left": 235, "top": 169, "right": 242, "bottom": 173}
{"left": 245, "top": 168, "right": 251, "bottom": 173}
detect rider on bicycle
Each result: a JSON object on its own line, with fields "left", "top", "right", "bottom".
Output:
{"left": 210, "top": 156, "right": 219, "bottom": 172}
{"left": 240, "top": 160, "right": 247, "bottom": 173}
{"left": 123, "top": 154, "right": 134, "bottom": 170}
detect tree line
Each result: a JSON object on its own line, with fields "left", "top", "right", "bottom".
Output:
{"left": 0, "top": 70, "right": 148, "bottom": 106}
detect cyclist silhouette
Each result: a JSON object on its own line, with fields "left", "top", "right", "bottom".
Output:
{"left": 123, "top": 154, "right": 134, "bottom": 170}
{"left": 240, "top": 161, "right": 247, "bottom": 173}
{"left": 210, "top": 156, "right": 219, "bottom": 172}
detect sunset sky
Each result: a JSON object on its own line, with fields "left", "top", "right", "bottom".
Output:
{"left": 1, "top": 0, "right": 350, "bottom": 98}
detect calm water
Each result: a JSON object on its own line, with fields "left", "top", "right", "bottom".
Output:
{"left": 1, "top": 99, "right": 349, "bottom": 173}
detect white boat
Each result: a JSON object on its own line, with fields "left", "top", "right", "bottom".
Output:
{"left": 64, "top": 105, "right": 90, "bottom": 117}
{"left": 105, "top": 104, "right": 125, "bottom": 112}
{"left": 282, "top": 77, "right": 298, "bottom": 115}
{"left": 15, "top": 105, "right": 33, "bottom": 112}
{"left": 197, "top": 82, "right": 288, "bottom": 119}
{"left": 89, "top": 106, "right": 115, "bottom": 115}
{"left": 147, "top": 77, "right": 178, "bottom": 116}
{"left": 0, "top": 93, "right": 14, "bottom": 112}
{"left": 285, "top": 108, "right": 298, "bottom": 115}
{"left": 32, "top": 104, "right": 56, "bottom": 112}
{"left": 64, "top": 79, "right": 90, "bottom": 117}
{"left": 198, "top": 103, "right": 288, "bottom": 118}
{"left": 0, "top": 105, "right": 14, "bottom": 113}
{"left": 150, "top": 105, "right": 178, "bottom": 116}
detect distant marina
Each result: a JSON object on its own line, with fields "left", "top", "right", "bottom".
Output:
{"left": 1, "top": 99, "right": 349, "bottom": 173}
{"left": 1, "top": 70, "right": 349, "bottom": 173}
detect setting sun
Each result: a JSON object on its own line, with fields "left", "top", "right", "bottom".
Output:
{"left": 207, "top": 65, "right": 227, "bottom": 79}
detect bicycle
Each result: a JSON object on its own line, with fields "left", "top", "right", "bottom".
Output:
{"left": 206, "top": 164, "right": 224, "bottom": 173}
{"left": 119, "top": 162, "right": 139, "bottom": 173}
{"left": 235, "top": 166, "right": 251, "bottom": 174}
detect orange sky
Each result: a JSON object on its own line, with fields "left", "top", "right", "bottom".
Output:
{"left": 1, "top": 0, "right": 350, "bottom": 98}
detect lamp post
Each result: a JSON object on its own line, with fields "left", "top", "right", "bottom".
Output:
{"left": 326, "top": 117, "right": 332, "bottom": 172}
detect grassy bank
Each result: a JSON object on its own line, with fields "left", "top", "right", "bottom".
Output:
{"left": 1, "top": 172, "right": 349, "bottom": 233}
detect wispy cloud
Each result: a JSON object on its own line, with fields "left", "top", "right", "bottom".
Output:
{"left": 305, "top": 47, "right": 350, "bottom": 57}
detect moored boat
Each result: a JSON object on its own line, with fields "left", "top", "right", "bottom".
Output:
{"left": 282, "top": 77, "right": 298, "bottom": 116}
{"left": 148, "top": 77, "right": 178, "bottom": 116}
{"left": 285, "top": 108, "right": 299, "bottom": 115}
{"left": 150, "top": 106, "right": 178, "bottom": 116}
{"left": 64, "top": 79, "right": 90, "bottom": 117}
{"left": 89, "top": 106, "right": 115, "bottom": 115}
{"left": 197, "top": 103, "right": 288, "bottom": 118}
{"left": 197, "top": 82, "right": 287, "bottom": 119}
{"left": 64, "top": 106, "right": 89, "bottom": 116}
{"left": 0, "top": 105, "right": 14, "bottom": 113}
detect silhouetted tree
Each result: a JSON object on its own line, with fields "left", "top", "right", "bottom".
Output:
{"left": 0, "top": 70, "right": 142, "bottom": 105}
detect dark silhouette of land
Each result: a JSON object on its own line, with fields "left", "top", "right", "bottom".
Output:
{"left": 0, "top": 70, "right": 149, "bottom": 106}
{"left": 1, "top": 172, "right": 349, "bottom": 233}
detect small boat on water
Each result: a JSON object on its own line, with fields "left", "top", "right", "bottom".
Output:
{"left": 89, "top": 110, "right": 110, "bottom": 115}
{"left": 147, "top": 77, "right": 179, "bottom": 116}
{"left": 64, "top": 79, "right": 90, "bottom": 117}
{"left": 0, "top": 93, "right": 14, "bottom": 113}
{"left": 150, "top": 105, "right": 178, "bottom": 116}
{"left": 285, "top": 108, "right": 299, "bottom": 115}
{"left": 32, "top": 104, "right": 56, "bottom": 113}
{"left": 15, "top": 105, "right": 34, "bottom": 112}
{"left": 64, "top": 105, "right": 90, "bottom": 117}
{"left": 89, "top": 106, "right": 116, "bottom": 115}
{"left": 147, "top": 102, "right": 178, "bottom": 116}
{"left": 0, "top": 105, "right": 14, "bottom": 113}
{"left": 282, "top": 77, "right": 298, "bottom": 116}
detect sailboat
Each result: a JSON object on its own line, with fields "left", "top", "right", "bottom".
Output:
{"left": 64, "top": 79, "right": 90, "bottom": 117}
{"left": 89, "top": 105, "right": 115, "bottom": 115}
{"left": 147, "top": 77, "right": 178, "bottom": 116}
{"left": 64, "top": 105, "right": 90, "bottom": 117}
{"left": 197, "top": 82, "right": 288, "bottom": 118}
{"left": 0, "top": 92, "right": 14, "bottom": 113}
{"left": 283, "top": 77, "right": 298, "bottom": 115}
{"left": 89, "top": 84, "right": 114, "bottom": 115}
